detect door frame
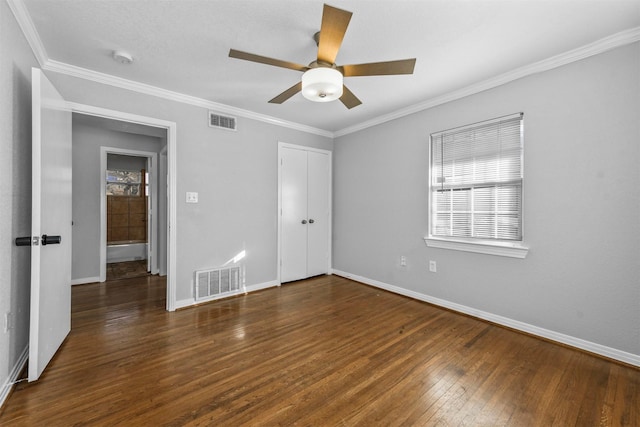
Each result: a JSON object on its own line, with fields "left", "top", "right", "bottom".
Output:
{"left": 277, "top": 142, "right": 332, "bottom": 284}
{"left": 100, "top": 147, "right": 158, "bottom": 278}
{"left": 70, "top": 102, "right": 178, "bottom": 311}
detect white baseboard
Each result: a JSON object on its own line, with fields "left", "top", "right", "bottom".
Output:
{"left": 332, "top": 269, "right": 640, "bottom": 367}
{"left": 71, "top": 276, "right": 101, "bottom": 285}
{"left": 0, "top": 345, "right": 28, "bottom": 410}
{"left": 175, "top": 280, "right": 280, "bottom": 310}
{"left": 245, "top": 279, "right": 280, "bottom": 293}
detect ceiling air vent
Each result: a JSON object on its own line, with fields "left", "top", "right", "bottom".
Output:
{"left": 209, "top": 111, "right": 237, "bottom": 131}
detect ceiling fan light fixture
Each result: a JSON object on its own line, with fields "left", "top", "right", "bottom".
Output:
{"left": 301, "top": 67, "right": 343, "bottom": 102}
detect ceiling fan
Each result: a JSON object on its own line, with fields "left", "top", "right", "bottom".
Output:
{"left": 229, "top": 3, "right": 416, "bottom": 109}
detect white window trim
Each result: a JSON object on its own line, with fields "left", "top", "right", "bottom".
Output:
{"left": 424, "top": 236, "right": 529, "bottom": 258}
{"left": 427, "top": 112, "right": 528, "bottom": 258}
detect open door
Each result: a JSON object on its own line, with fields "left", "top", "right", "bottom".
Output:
{"left": 28, "top": 68, "right": 72, "bottom": 381}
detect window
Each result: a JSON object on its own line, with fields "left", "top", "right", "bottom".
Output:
{"left": 106, "top": 169, "right": 148, "bottom": 196}
{"left": 426, "top": 113, "right": 528, "bottom": 258}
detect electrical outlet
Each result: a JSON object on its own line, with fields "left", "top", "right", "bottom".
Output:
{"left": 186, "top": 192, "right": 198, "bottom": 203}
{"left": 400, "top": 256, "right": 407, "bottom": 267}
{"left": 429, "top": 260, "right": 437, "bottom": 273}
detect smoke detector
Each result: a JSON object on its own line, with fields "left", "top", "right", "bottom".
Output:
{"left": 112, "top": 50, "right": 133, "bottom": 64}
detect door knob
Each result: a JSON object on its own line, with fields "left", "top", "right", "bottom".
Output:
{"left": 308, "top": 219, "right": 315, "bottom": 224}
{"left": 301, "top": 220, "right": 307, "bottom": 224}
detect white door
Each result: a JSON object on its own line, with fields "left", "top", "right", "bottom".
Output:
{"left": 29, "top": 68, "right": 72, "bottom": 381}
{"left": 279, "top": 145, "right": 331, "bottom": 283}
{"left": 280, "top": 147, "right": 308, "bottom": 282}
{"left": 306, "top": 151, "right": 330, "bottom": 277}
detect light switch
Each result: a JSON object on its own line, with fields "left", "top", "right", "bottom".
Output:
{"left": 186, "top": 192, "right": 198, "bottom": 203}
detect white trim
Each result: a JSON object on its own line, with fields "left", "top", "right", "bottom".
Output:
{"left": 277, "top": 143, "right": 333, "bottom": 284}
{"left": 0, "top": 346, "right": 29, "bottom": 410}
{"left": 331, "top": 269, "right": 640, "bottom": 367}
{"left": 45, "top": 60, "right": 332, "bottom": 138}
{"left": 100, "top": 147, "right": 158, "bottom": 279}
{"left": 174, "top": 298, "right": 196, "bottom": 310}
{"left": 245, "top": 279, "right": 280, "bottom": 293}
{"left": 174, "top": 280, "right": 280, "bottom": 310}
{"left": 166, "top": 124, "right": 177, "bottom": 311}
{"left": 426, "top": 113, "right": 526, "bottom": 258}
{"left": 6, "top": 0, "right": 47, "bottom": 67}
{"left": 69, "top": 103, "right": 178, "bottom": 312}
{"left": 71, "top": 276, "right": 101, "bottom": 286}
{"left": 9, "top": 0, "right": 639, "bottom": 139}
{"left": 334, "top": 27, "right": 640, "bottom": 137}
{"left": 424, "top": 237, "right": 529, "bottom": 259}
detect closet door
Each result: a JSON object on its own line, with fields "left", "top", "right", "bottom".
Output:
{"left": 280, "top": 147, "right": 309, "bottom": 283}
{"left": 306, "top": 151, "right": 330, "bottom": 277}
{"left": 279, "top": 145, "right": 331, "bottom": 283}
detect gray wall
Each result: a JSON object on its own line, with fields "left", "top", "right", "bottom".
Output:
{"left": 333, "top": 43, "right": 640, "bottom": 357}
{"left": 107, "top": 153, "right": 147, "bottom": 172}
{"left": 0, "top": 0, "right": 39, "bottom": 401}
{"left": 3, "top": 0, "right": 636, "bottom": 401}
{"left": 72, "top": 121, "right": 162, "bottom": 281}
{"left": 49, "top": 73, "right": 333, "bottom": 302}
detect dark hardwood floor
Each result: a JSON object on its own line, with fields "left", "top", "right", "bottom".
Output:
{"left": 106, "top": 259, "right": 150, "bottom": 281}
{"left": 1, "top": 274, "right": 638, "bottom": 425}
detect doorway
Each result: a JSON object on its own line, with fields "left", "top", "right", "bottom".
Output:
{"left": 104, "top": 151, "right": 155, "bottom": 281}
{"left": 278, "top": 142, "right": 332, "bottom": 283}
{"left": 70, "top": 103, "right": 178, "bottom": 311}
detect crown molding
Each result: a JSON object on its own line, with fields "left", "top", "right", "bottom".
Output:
{"left": 7, "top": 0, "right": 332, "bottom": 138}
{"left": 43, "top": 60, "right": 333, "bottom": 138}
{"left": 334, "top": 26, "right": 640, "bottom": 137}
{"left": 6, "top": 0, "right": 48, "bottom": 66}
{"left": 9, "top": 0, "right": 638, "bottom": 140}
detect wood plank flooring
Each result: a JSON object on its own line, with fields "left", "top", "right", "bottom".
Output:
{"left": 1, "top": 274, "right": 638, "bottom": 426}
{"left": 106, "top": 259, "right": 149, "bottom": 281}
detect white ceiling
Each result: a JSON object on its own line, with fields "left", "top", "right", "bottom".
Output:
{"left": 21, "top": 0, "right": 640, "bottom": 133}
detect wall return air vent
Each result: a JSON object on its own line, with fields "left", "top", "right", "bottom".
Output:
{"left": 209, "top": 111, "right": 237, "bottom": 131}
{"left": 194, "top": 265, "right": 242, "bottom": 302}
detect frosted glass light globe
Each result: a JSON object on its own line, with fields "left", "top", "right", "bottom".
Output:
{"left": 301, "top": 67, "right": 343, "bottom": 102}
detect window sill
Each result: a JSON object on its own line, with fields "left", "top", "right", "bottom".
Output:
{"left": 424, "top": 237, "right": 529, "bottom": 259}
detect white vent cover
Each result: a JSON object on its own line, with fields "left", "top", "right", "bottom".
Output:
{"left": 194, "top": 265, "right": 242, "bottom": 301}
{"left": 209, "top": 111, "right": 237, "bottom": 131}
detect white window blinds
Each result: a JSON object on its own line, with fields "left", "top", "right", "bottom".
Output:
{"left": 430, "top": 113, "right": 523, "bottom": 241}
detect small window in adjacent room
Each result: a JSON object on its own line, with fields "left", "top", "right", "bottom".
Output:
{"left": 426, "top": 113, "right": 528, "bottom": 258}
{"left": 106, "top": 169, "right": 142, "bottom": 196}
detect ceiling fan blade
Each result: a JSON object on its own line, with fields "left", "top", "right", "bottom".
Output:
{"left": 269, "top": 82, "right": 302, "bottom": 104}
{"left": 339, "top": 85, "right": 362, "bottom": 109}
{"left": 339, "top": 58, "right": 416, "bottom": 77}
{"left": 317, "top": 4, "right": 352, "bottom": 64}
{"left": 229, "top": 49, "right": 309, "bottom": 72}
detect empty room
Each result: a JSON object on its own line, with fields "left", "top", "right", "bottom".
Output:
{"left": 1, "top": 0, "right": 639, "bottom": 425}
